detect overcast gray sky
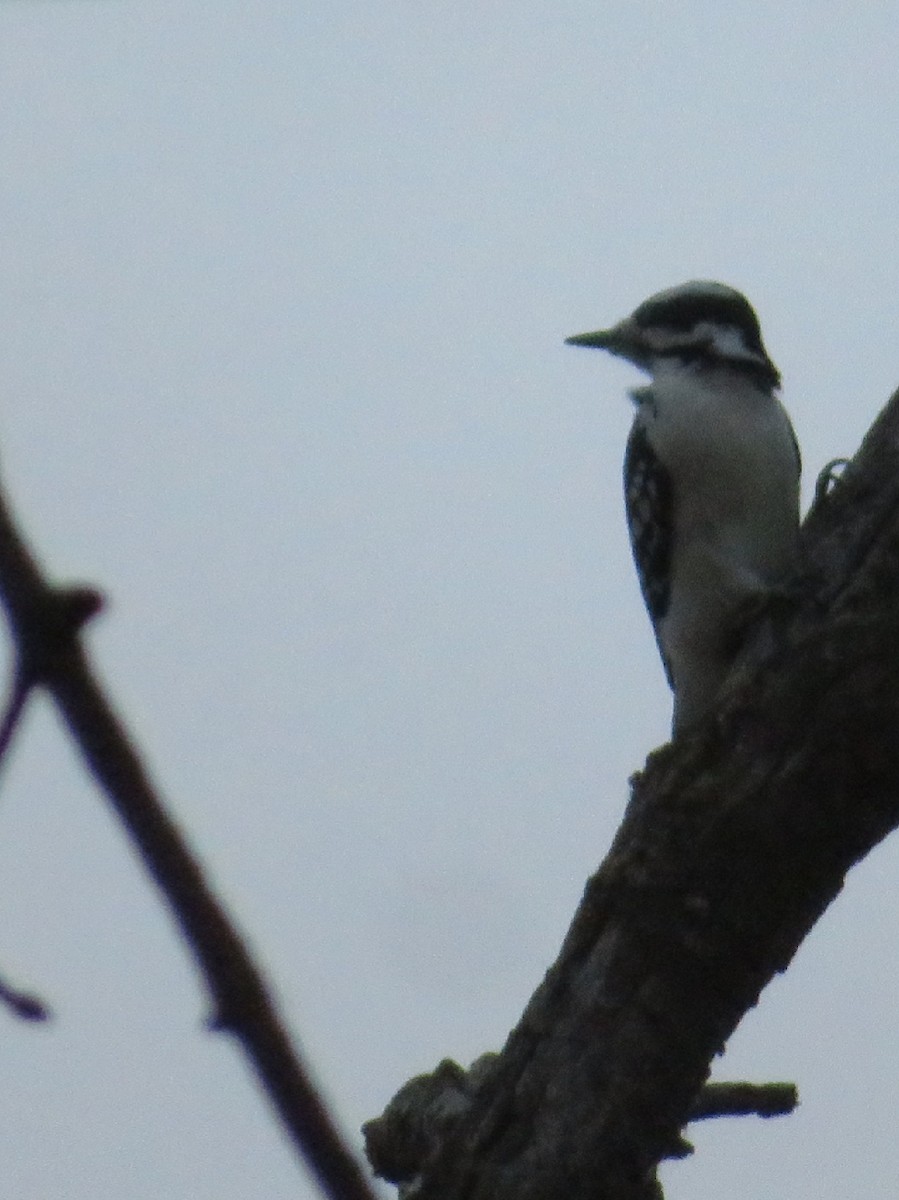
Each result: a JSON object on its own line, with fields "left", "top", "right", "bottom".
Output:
{"left": 0, "top": 3, "right": 898, "bottom": 1197}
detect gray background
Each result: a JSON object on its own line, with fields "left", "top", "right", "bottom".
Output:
{"left": 0, "top": 3, "right": 896, "bottom": 1197}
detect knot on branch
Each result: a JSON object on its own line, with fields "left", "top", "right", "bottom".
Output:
{"left": 363, "top": 1054, "right": 499, "bottom": 1192}
{"left": 18, "top": 584, "right": 104, "bottom": 682}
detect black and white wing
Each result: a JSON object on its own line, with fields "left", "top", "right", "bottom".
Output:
{"left": 623, "top": 420, "right": 675, "bottom": 688}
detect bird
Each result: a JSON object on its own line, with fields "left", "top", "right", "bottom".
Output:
{"left": 566, "top": 281, "right": 800, "bottom": 735}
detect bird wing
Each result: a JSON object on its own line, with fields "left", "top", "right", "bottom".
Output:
{"left": 623, "top": 420, "right": 675, "bottom": 688}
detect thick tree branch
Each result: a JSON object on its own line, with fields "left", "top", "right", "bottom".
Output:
{"left": 367, "top": 389, "right": 899, "bottom": 1200}
{"left": 0, "top": 481, "right": 376, "bottom": 1200}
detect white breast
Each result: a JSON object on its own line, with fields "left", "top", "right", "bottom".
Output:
{"left": 643, "top": 363, "right": 800, "bottom": 730}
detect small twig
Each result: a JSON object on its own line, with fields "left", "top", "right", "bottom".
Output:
{"left": 690, "top": 1081, "right": 798, "bottom": 1121}
{"left": 0, "top": 669, "right": 33, "bottom": 767}
{"left": 0, "top": 971, "right": 50, "bottom": 1022}
{"left": 0, "top": 483, "right": 376, "bottom": 1200}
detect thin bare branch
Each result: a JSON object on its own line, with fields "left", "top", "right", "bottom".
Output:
{"left": 0, "top": 970, "right": 50, "bottom": 1021}
{"left": 0, "top": 481, "right": 376, "bottom": 1200}
{"left": 0, "top": 669, "right": 33, "bottom": 770}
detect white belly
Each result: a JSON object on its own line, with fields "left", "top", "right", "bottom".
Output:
{"left": 645, "top": 368, "right": 800, "bottom": 727}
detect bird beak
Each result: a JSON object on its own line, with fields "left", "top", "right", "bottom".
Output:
{"left": 564, "top": 327, "right": 616, "bottom": 349}
{"left": 565, "top": 317, "right": 646, "bottom": 364}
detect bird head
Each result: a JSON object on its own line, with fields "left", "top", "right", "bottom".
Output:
{"left": 566, "top": 281, "right": 780, "bottom": 389}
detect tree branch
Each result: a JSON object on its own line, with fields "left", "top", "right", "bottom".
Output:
{"left": 366, "top": 388, "right": 899, "bottom": 1199}
{"left": 0, "top": 970, "right": 50, "bottom": 1022}
{"left": 0, "top": 480, "right": 376, "bottom": 1200}
{"left": 689, "top": 1081, "right": 797, "bottom": 1121}
{"left": 363, "top": 1058, "right": 797, "bottom": 1188}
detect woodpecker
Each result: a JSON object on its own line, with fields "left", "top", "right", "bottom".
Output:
{"left": 566, "top": 281, "right": 800, "bottom": 735}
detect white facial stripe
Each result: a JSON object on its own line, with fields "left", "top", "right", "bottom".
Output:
{"left": 643, "top": 320, "right": 765, "bottom": 365}
{"left": 701, "top": 323, "right": 762, "bottom": 361}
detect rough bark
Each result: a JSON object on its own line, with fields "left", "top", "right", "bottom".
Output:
{"left": 366, "top": 389, "right": 899, "bottom": 1200}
